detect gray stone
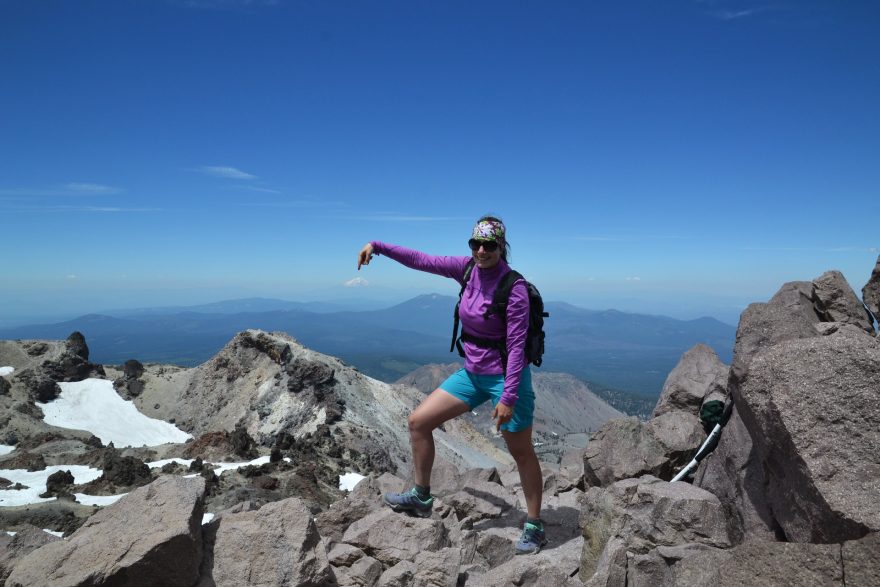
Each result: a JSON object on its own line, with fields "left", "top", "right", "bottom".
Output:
{"left": 812, "top": 270, "right": 874, "bottom": 332}
{"left": 412, "top": 547, "right": 461, "bottom": 587}
{"left": 863, "top": 255, "right": 880, "bottom": 323}
{"left": 0, "top": 525, "right": 60, "bottom": 585}
{"left": 341, "top": 509, "right": 451, "bottom": 566}
{"left": 328, "top": 543, "right": 366, "bottom": 567}
{"left": 671, "top": 540, "right": 844, "bottom": 586}
{"left": 336, "top": 555, "right": 382, "bottom": 586}
{"left": 583, "top": 412, "right": 705, "bottom": 487}
{"left": 579, "top": 476, "right": 730, "bottom": 583}
{"left": 652, "top": 344, "right": 729, "bottom": 418}
{"left": 693, "top": 405, "right": 778, "bottom": 544}
{"left": 377, "top": 560, "right": 416, "bottom": 587}
{"left": 730, "top": 281, "right": 820, "bottom": 379}
{"left": 204, "top": 497, "right": 334, "bottom": 587}
{"left": 737, "top": 324, "right": 880, "bottom": 542}
{"left": 445, "top": 479, "right": 517, "bottom": 521}
{"left": 7, "top": 475, "right": 205, "bottom": 587}
{"left": 558, "top": 449, "right": 585, "bottom": 492}
{"left": 316, "top": 492, "right": 384, "bottom": 545}
{"left": 841, "top": 532, "right": 880, "bottom": 587}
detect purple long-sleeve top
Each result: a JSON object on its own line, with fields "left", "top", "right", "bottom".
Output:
{"left": 371, "top": 241, "right": 529, "bottom": 407}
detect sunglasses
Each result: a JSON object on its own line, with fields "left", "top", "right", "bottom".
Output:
{"left": 468, "top": 239, "right": 499, "bottom": 252}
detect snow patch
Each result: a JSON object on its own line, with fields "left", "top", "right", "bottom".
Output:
{"left": 0, "top": 366, "right": 13, "bottom": 377}
{"left": 0, "top": 465, "right": 103, "bottom": 507}
{"left": 211, "top": 455, "right": 273, "bottom": 476}
{"left": 339, "top": 472, "right": 367, "bottom": 492}
{"left": 75, "top": 493, "right": 127, "bottom": 506}
{"left": 37, "top": 378, "right": 192, "bottom": 447}
{"left": 147, "top": 458, "right": 194, "bottom": 470}
{"left": 43, "top": 529, "right": 65, "bottom": 538}
{"left": 0, "top": 445, "right": 15, "bottom": 456}
{"left": 202, "top": 512, "right": 215, "bottom": 525}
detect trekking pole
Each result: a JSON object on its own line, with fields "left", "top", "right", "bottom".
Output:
{"left": 671, "top": 399, "right": 734, "bottom": 483}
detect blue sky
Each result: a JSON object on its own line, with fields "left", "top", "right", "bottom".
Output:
{"left": 1, "top": 0, "right": 878, "bottom": 326}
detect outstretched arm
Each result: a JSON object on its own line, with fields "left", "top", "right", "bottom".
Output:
{"left": 358, "top": 241, "right": 470, "bottom": 283}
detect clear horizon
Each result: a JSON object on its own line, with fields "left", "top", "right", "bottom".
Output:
{"left": 2, "top": 1, "right": 878, "bottom": 329}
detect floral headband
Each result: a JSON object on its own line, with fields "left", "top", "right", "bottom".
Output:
{"left": 472, "top": 219, "right": 505, "bottom": 243}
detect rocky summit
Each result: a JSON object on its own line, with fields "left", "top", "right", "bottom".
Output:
{"left": 0, "top": 255, "right": 878, "bottom": 586}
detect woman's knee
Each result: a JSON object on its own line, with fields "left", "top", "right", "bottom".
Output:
{"left": 408, "top": 411, "right": 433, "bottom": 435}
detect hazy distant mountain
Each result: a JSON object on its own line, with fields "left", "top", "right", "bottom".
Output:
{"left": 0, "top": 294, "right": 736, "bottom": 404}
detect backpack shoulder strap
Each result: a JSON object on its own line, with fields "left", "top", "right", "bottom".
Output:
{"left": 486, "top": 270, "right": 524, "bottom": 318}
{"left": 450, "top": 260, "right": 476, "bottom": 353}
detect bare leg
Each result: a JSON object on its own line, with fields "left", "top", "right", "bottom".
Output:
{"left": 502, "top": 426, "right": 543, "bottom": 519}
{"left": 408, "top": 388, "right": 471, "bottom": 488}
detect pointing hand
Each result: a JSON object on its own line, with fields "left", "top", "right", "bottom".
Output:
{"left": 357, "top": 243, "right": 374, "bottom": 270}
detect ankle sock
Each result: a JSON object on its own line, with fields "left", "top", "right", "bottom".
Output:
{"left": 415, "top": 485, "right": 431, "bottom": 500}
{"left": 526, "top": 517, "right": 543, "bottom": 529}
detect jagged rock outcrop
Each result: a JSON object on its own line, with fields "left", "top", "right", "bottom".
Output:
{"left": 6, "top": 475, "right": 206, "bottom": 586}
{"left": 580, "top": 476, "right": 731, "bottom": 585}
{"left": 113, "top": 358, "right": 146, "bottom": 399}
{"left": 128, "top": 330, "right": 503, "bottom": 474}
{"left": 582, "top": 413, "right": 704, "bottom": 487}
{"left": 652, "top": 344, "right": 728, "bottom": 418}
{"left": 812, "top": 270, "right": 874, "bottom": 332}
{"left": 736, "top": 323, "right": 880, "bottom": 543}
{"left": 863, "top": 254, "right": 880, "bottom": 322}
{"left": 199, "top": 497, "right": 333, "bottom": 586}
{"left": 0, "top": 525, "right": 60, "bottom": 585}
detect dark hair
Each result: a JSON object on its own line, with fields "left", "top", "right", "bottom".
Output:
{"left": 476, "top": 214, "right": 511, "bottom": 262}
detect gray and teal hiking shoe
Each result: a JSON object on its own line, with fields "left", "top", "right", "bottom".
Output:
{"left": 515, "top": 522, "right": 548, "bottom": 555}
{"left": 383, "top": 488, "right": 434, "bottom": 518}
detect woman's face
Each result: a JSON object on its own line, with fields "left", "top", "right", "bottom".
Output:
{"left": 469, "top": 238, "right": 502, "bottom": 269}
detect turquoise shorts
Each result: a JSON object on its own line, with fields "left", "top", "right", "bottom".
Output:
{"left": 439, "top": 367, "right": 535, "bottom": 433}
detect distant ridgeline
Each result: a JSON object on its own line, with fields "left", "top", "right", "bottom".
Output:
{"left": 0, "top": 296, "right": 736, "bottom": 418}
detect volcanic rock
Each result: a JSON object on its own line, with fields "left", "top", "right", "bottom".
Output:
{"left": 0, "top": 525, "right": 60, "bottom": 586}
{"left": 735, "top": 323, "right": 880, "bottom": 543}
{"left": 731, "top": 281, "right": 821, "bottom": 379}
{"left": 812, "top": 270, "right": 874, "bottom": 332}
{"left": 652, "top": 344, "right": 728, "bottom": 419}
{"left": 582, "top": 413, "right": 705, "bottom": 487}
{"left": 579, "top": 476, "right": 731, "bottom": 584}
{"left": 40, "top": 469, "right": 75, "bottom": 498}
{"left": 693, "top": 405, "right": 779, "bottom": 544}
{"left": 199, "top": 497, "right": 333, "bottom": 587}
{"left": 16, "top": 369, "right": 61, "bottom": 403}
{"left": 6, "top": 475, "right": 206, "bottom": 587}
{"left": 863, "top": 254, "right": 880, "bottom": 322}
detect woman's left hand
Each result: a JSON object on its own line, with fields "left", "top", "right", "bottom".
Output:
{"left": 492, "top": 402, "right": 513, "bottom": 431}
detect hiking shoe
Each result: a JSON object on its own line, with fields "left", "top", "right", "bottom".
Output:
{"left": 515, "top": 522, "right": 548, "bottom": 555}
{"left": 383, "top": 488, "right": 434, "bottom": 518}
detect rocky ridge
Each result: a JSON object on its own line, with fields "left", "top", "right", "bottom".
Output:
{"left": 0, "top": 256, "right": 877, "bottom": 585}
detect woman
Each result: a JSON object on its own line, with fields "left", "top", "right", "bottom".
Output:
{"left": 356, "top": 215, "right": 546, "bottom": 555}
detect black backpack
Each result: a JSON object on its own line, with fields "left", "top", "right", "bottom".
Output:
{"left": 450, "top": 259, "right": 549, "bottom": 370}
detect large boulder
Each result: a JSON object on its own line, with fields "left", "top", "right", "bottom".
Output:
{"left": 863, "top": 255, "right": 880, "bottom": 322}
{"left": 0, "top": 525, "right": 60, "bottom": 585}
{"left": 669, "top": 540, "right": 844, "bottom": 586}
{"left": 736, "top": 324, "right": 880, "bottom": 543}
{"left": 730, "top": 281, "right": 820, "bottom": 379}
{"left": 341, "top": 508, "right": 452, "bottom": 567}
{"left": 652, "top": 344, "right": 728, "bottom": 418}
{"left": 579, "top": 476, "right": 730, "bottom": 585}
{"left": 200, "top": 497, "right": 334, "bottom": 587}
{"left": 583, "top": 413, "right": 704, "bottom": 487}
{"left": 812, "top": 270, "right": 874, "bottom": 332}
{"left": 6, "top": 475, "right": 205, "bottom": 587}
{"left": 692, "top": 405, "right": 779, "bottom": 544}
